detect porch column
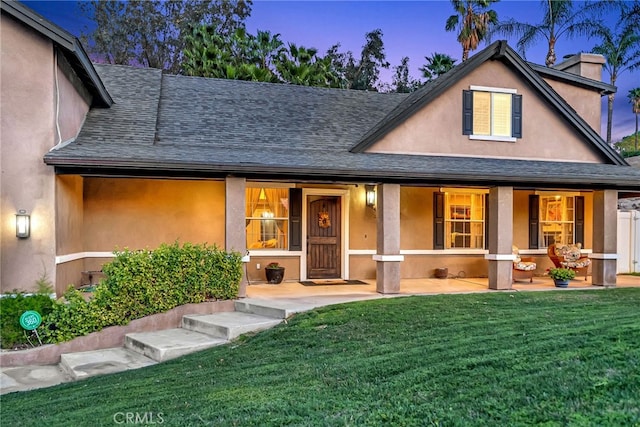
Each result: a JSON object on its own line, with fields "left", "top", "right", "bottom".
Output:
{"left": 591, "top": 190, "right": 617, "bottom": 286}
{"left": 485, "top": 186, "right": 514, "bottom": 290}
{"left": 225, "top": 177, "right": 248, "bottom": 297}
{"left": 374, "top": 184, "right": 403, "bottom": 294}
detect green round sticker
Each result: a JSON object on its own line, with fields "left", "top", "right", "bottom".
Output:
{"left": 19, "top": 310, "right": 42, "bottom": 331}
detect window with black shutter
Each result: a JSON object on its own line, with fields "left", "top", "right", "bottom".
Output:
{"left": 462, "top": 87, "right": 522, "bottom": 140}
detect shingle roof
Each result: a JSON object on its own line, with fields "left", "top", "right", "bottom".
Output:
{"left": 44, "top": 45, "right": 640, "bottom": 191}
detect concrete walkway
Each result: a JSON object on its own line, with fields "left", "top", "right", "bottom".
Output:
{"left": 2, "top": 275, "right": 638, "bottom": 395}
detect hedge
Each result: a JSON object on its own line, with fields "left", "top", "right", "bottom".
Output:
{"left": 43, "top": 242, "right": 242, "bottom": 343}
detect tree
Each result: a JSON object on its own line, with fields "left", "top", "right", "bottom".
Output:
{"left": 326, "top": 29, "right": 390, "bottom": 91}
{"left": 275, "top": 44, "right": 340, "bottom": 87}
{"left": 445, "top": 0, "right": 498, "bottom": 61}
{"left": 491, "top": 0, "right": 608, "bottom": 67}
{"left": 387, "top": 57, "right": 421, "bottom": 93}
{"left": 182, "top": 26, "right": 279, "bottom": 82}
{"left": 79, "top": 0, "right": 252, "bottom": 73}
{"left": 420, "top": 53, "right": 457, "bottom": 82}
{"left": 183, "top": 26, "right": 339, "bottom": 87}
{"left": 629, "top": 88, "right": 640, "bottom": 151}
{"left": 591, "top": 5, "right": 640, "bottom": 145}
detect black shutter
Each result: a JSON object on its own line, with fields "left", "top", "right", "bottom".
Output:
{"left": 462, "top": 90, "right": 473, "bottom": 135}
{"left": 484, "top": 193, "right": 490, "bottom": 250}
{"left": 289, "top": 188, "right": 302, "bottom": 251}
{"left": 434, "top": 192, "right": 445, "bottom": 249}
{"left": 575, "top": 196, "right": 585, "bottom": 245}
{"left": 512, "top": 94, "right": 522, "bottom": 138}
{"left": 528, "top": 195, "right": 539, "bottom": 249}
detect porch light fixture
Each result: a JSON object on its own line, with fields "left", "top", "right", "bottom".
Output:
{"left": 16, "top": 209, "right": 30, "bottom": 239}
{"left": 365, "top": 185, "right": 377, "bottom": 209}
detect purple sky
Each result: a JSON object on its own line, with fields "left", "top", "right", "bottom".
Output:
{"left": 23, "top": 0, "right": 639, "bottom": 142}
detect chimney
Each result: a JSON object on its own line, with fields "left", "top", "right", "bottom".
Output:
{"left": 552, "top": 53, "right": 605, "bottom": 81}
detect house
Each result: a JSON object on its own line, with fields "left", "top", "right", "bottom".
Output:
{"left": 3, "top": 1, "right": 640, "bottom": 297}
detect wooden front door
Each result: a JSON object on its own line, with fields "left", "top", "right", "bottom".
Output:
{"left": 307, "top": 196, "right": 341, "bottom": 279}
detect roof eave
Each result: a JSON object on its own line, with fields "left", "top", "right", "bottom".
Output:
{"left": 527, "top": 62, "right": 616, "bottom": 95}
{"left": 44, "top": 156, "right": 640, "bottom": 191}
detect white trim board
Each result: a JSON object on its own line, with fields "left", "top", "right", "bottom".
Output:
{"left": 56, "top": 252, "right": 114, "bottom": 265}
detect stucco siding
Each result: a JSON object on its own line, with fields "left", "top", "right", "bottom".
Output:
{"left": 56, "top": 59, "right": 91, "bottom": 143}
{"left": 348, "top": 185, "right": 377, "bottom": 250}
{"left": 55, "top": 259, "right": 84, "bottom": 294}
{"left": 368, "top": 61, "right": 605, "bottom": 163}
{"left": 400, "top": 187, "right": 435, "bottom": 249}
{"left": 1, "top": 17, "right": 57, "bottom": 292}
{"left": 541, "top": 77, "right": 602, "bottom": 133}
{"left": 82, "top": 178, "right": 226, "bottom": 252}
{"left": 56, "top": 175, "right": 84, "bottom": 255}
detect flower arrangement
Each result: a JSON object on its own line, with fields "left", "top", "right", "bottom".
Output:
{"left": 266, "top": 262, "right": 281, "bottom": 269}
{"left": 548, "top": 267, "right": 576, "bottom": 281}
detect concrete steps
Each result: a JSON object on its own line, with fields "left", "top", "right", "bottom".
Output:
{"left": 182, "top": 312, "right": 282, "bottom": 340}
{"left": 59, "top": 300, "right": 287, "bottom": 379}
{"left": 60, "top": 347, "right": 157, "bottom": 380}
{"left": 124, "top": 328, "right": 228, "bottom": 362}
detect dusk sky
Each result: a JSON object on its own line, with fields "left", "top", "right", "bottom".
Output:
{"left": 23, "top": 0, "right": 640, "bottom": 142}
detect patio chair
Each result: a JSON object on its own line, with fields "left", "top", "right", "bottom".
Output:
{"left": 547, "top": 243, "right": 590, "bottom": 281}
{"left": 512, "top": 246, "right": 536, "bottom": 283}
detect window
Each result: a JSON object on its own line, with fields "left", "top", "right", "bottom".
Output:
{"left": 246, "top": 188, "right": 289, "bottom": 249}
{"left": 539, "top": 194, "right": 576, "bottom": 247}
{"left": 463, "top": 86, "right": 522, "bottom": 140}
{"left": 444, "top": 192, "right": 485, "bottom": 249}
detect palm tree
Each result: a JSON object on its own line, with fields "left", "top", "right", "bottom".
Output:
{"left": 591, "top": 8, "right": 640, "bottom": 145}
{"left": 629, "top": 88, "right": 640, "bottom": 151}
{"left": 445, "top": 0, "right": 498, "bottom": 61}
{"left": 491, "top": 0, "right": 606, "bottom": 67}
{"left": 420, "top": 52, "right": 457, "bottom": 82}
{"left": 276, "top": 44, "right": 340, "bottom": 87}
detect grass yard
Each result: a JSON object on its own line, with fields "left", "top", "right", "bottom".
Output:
{"left": 3, "top": 289, "right": 640, "bottom": 426}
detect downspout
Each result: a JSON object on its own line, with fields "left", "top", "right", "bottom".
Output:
{"left": 54, "top": 49, "right": 62, "bottom": 146}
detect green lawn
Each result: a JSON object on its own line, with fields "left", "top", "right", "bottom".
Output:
{"left": 3, "top": 289, "right": 640, "bottom": 426}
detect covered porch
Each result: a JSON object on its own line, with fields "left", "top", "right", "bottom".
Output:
{"left": 246, "top": 274, "right": 640, "bottom": 301}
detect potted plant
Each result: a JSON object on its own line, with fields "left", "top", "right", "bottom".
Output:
{"left": 265, "top": 262, "right": 285, "bottom": 284}
{"left": 548, "top": 267, "right": 576, "bottom": 288}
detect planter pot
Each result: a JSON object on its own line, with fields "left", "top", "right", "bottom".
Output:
{"left": 554, "top": 279, "right": 569, "bottom": 288}
{"left": 265, "top": 267, "right": 285, "bottom": 284}
{"left": 434, "top": 268, "right": 448, "bottom": 279}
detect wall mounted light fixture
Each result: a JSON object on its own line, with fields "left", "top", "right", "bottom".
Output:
{"left": 16, "top": 209, "right": 31, "bottom": 238}
{"left": 365, "top": 185, "right": 377, "bottom": 210}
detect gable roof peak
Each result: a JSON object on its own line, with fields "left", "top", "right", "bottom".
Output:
{"left": 349, "top": 40, "right": 625, "bottom": 166}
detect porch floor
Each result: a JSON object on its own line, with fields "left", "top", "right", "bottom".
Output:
{"left": 246, "top": 275, "right": 640, "bottom": 301}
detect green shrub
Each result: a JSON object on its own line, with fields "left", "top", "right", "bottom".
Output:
{"left": 0, "top": 293, "right": 54, "bottom": 349}
{"left": 43, "top": 242, "right": 242, "bottom": 344}
{"left": 620, "top": 149, "right": 640, "bottom": 158}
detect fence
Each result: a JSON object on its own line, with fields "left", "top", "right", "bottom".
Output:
{"left": 617, "top": 210, "right": 639, "bottom": 274}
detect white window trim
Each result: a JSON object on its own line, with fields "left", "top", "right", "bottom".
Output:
{"left": 469, "top": 135, "right": 517, "bottom": 142}
{"left": 468, "top": 86, "right": 517, "bottom": 141}
{"left": 444, "top": 191, "right": 486, "bottom": 250}
{"left": 470, "top": 85, "right": 517, "bottom": 94}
